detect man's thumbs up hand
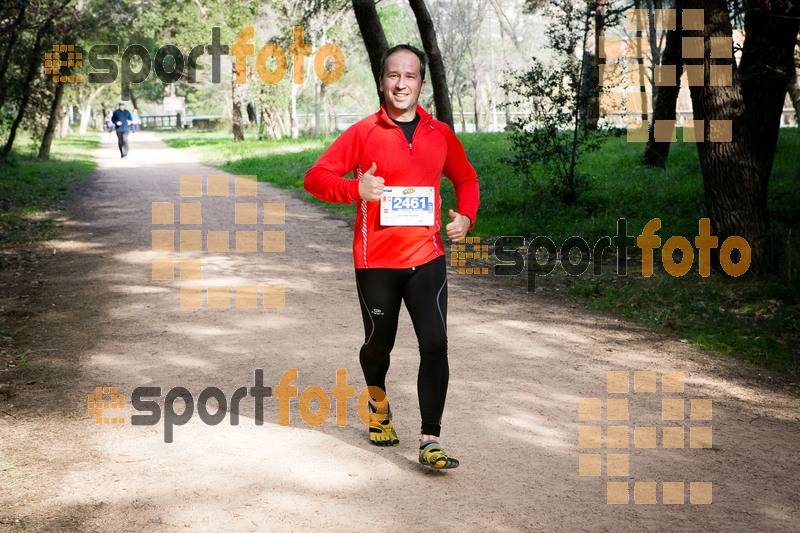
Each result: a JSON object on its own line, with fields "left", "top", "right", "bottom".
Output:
{"left": 358, "top": 162, "right": 385, "bottom": 202}
{"left": 446, "top": 209, "right": 471, "bottom": 242}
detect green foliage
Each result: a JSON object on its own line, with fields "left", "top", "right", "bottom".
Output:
{"left": 158, "top": 130, "right": 354, "bottom": 215}
{"left": 572, "top": 272, "right": 799, "bottom": 376}
{"left": 0, "top": 135, "right": 98, "bottom": 249}
{"left": 504, "top": 61, "right": 606, "bottom": 203}
{"left": 378, "top": 4, "right": 418, "bottom": 47}
{"left": 503, "top": 0, "right": 604, "bottom": 204}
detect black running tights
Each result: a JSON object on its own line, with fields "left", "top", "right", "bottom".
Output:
{"left": 355, "top": 256, "right": 448, "bottom": 436}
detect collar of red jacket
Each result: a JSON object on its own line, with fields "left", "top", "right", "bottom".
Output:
{"left": 378, "top": 103, "right": 432, "bottom": 128}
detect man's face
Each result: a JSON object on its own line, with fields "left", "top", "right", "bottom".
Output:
{"left": 380, "top": 50, "right": 425, "bottom": 119}
{"left": 119, "top": 104, "right": 125, "bottom": 111}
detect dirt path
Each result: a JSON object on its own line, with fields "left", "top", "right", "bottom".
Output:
{"left": 1, "top": 131, "right": 799, "bottom": 532}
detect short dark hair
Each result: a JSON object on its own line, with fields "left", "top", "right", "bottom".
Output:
{"left": 379, "top": 44, "right": 427, "bottom": 82}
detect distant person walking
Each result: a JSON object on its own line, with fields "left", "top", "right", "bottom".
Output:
{"left": 131, "top": 108, "right": 141, "bottom": 137}
{"left": 112, "top": 101, "right": 133, "bottom": 158}
{"left": 104, "top": 109, "right": 114, "bottom": 136}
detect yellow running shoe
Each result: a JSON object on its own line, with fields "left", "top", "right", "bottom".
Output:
{"left": 368, "top": 402, "right": 399, "bottom": 446}
{"left": 418, "top": 441, "right": 459, "bottom": 469}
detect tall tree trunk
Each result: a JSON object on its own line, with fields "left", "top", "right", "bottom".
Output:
{"left": 643, "top": 5, "right": 685, "bottom": 168}
{"left": 38, "top": 82, "right": 65, "bottom": 160}
{"left": 231, "top": 61, "right": 244, "bottom": 142}
{"left": 351, "top": 0, "right": 388, "bottom": 101}
{"left": 686, "top": 0, "right": 769, "bottom": 274}
{"left": 322, "top": 82, "right": 330, "bottom": 133}
{"left": 408, "top": 0, "right": 454, "bottom": 129}
{"left": 0, "top": 2, "right": 27, "bottom": 111}
{"left": 2, "top": 28, "right": 48, "bottom": 157}
{"left": 472, "top": 80, "right": 480, "bottom": 132}
{"left": 488, "top": 0, "right": 524, "bottom": 57}
{"left": 246, "top": 101, "right": 257, "bottom": 125}
{"left": 290, "top": 82, "right": 299, "bottom": 139}
{"left": 632, "top": 0, "right": 648, "bottom": 122}
{"left": 455, "top": 80, "right": 466, "bottom": 132}
{"left": 594, "top": 0, "right": 605, "bottom": 121}
{"left": 579, "top": 1, "right": 602, "bottom": 130}
{"left": 647, "top": 0, "right": 663, "bottom": 115}
{"left": 59, "top": 102, "right": 70, "bottom": 138}
{"left": 314, "top": 79, "right": 321, "bottom": 136}
{"left": 788, "top": 67, "right": 800, "bottom": 123}
{"left": 496, "top": 14, "right": 511, "bottom": 128}
{"left": 739, "top": 0, "right": 800, "bottom": 181}
{"left": 78, "top": 84, "right": 106, "bottom": 134}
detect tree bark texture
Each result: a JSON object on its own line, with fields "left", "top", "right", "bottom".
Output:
{"left": 231, "top": 61, "right": 244, "bottom": 142}
{"left": 686, "top": 0, "right": 768, "bottom": 274}
{"left": 738, "top": 0, "right": 800, "bottom": 180}
{"left": 408, "top": 0, "right": 454, "bottom": 129}
{"left": 351, "top": 0, "right": 388, "bottom": 102}
{"left": 38, "top": 81, "right": 65, "bottom": 160}
{"left": 643, "top": 4, "right": 684, "bottom": 168}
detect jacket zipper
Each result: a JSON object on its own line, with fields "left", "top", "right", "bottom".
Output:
{"left": 408, "top": 115, "right": 430, "bottom": 156}
{"left": 384, "top": 110, "right": 430, "bottom": 155}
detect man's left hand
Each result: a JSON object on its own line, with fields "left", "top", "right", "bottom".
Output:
{"left": 445, "top": 209, "right": 471, "bottom": 242}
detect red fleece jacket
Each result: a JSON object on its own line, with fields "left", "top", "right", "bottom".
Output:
{"left": 304, "top": 105, "right": 480, "bottom": 269}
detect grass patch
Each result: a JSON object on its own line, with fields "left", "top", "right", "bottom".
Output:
{"left": 161, "top": 127, "right": 800, "bottom": 376}
{"left": 0, "top": 135, "right": 98, "bottom": 249}
{"left": 159, "top": 130, "right": 356, "bottom": 217}
{"left": 567, "top": 271, "right": 798, "bottom": 375}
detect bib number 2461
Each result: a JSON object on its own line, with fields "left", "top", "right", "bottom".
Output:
{"left": 392, "top": 196, "right": 430, "bottom": 211}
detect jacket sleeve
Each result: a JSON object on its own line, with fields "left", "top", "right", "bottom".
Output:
{"left": 304, "top": 125, "right": 363, "bottom": 204}
{"left": 442, "top": 127, "right": 480, "bottom": 230}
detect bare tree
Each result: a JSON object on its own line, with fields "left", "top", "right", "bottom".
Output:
{"left": 643, "top": 2, "right": 683, "bottom": 167}
{"left": 351, "top": 0, "right": 389, "bottom": 100}
{"left": 409, "top": 0, "right": 454, "bottom": 129}
{"left": 432, "top": 0, "right": 486, "bottom": 131}
{"left": 579, "top": 0, "right": 605, "bottom": 129}
{"left": 788, "top": 66, "right": 800, "bottom": 123}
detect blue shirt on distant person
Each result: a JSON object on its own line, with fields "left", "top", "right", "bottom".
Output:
{"left": 112, "top": 106, "right": 133, "bottom": 132}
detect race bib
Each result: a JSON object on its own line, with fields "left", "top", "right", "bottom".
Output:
{"left": 379, "top": 187, "right": 435, "bottom": 226}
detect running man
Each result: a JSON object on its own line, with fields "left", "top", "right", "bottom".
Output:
{"left": 111, "top": 101, "right": 132, "bottom": 158}
{"left": 304, "top": 44, "right": 479, "bottom": 469}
